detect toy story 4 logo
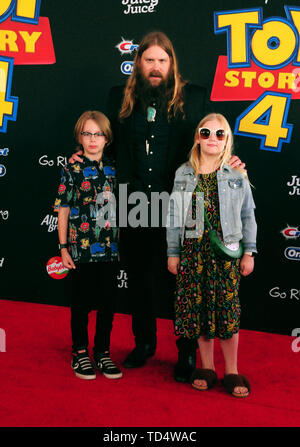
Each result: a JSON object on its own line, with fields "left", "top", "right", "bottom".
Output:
{"left": 211, "top": 6, "right": 300, "bottom": 152}
{"left": 0, "top": 0, "right": 55, "bottom": 133}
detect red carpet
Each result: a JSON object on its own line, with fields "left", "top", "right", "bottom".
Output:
{"left": 0, "top": 299, "right": 300, "bottom": 427}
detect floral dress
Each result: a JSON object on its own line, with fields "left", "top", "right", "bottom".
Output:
{"left": 174, "top": 171, "right": 241, "bottom": 340}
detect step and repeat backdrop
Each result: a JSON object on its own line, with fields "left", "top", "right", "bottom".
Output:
{"left": 0, "top": 0, "right": 299, "bottom": 336}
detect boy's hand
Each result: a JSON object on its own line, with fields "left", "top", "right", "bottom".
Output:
{"left": 61, "top": 249, "right": 76, "bottom": 269}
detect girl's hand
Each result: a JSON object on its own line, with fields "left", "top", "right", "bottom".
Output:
{"left": 168, "top": 256, "right": 180, "bottom": 275}
{"left": 61, "top": 249, "right": 76, "bottom": 269}
{"left": 240, "top": 254, "right": 254, "bottom": 276}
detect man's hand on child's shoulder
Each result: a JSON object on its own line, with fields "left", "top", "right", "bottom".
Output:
{"left": 69, "top": 150, "right": 83, "bottom": 164}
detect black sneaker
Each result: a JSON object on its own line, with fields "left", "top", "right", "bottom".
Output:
{"left": 94, "top": 351, "right": 123, "bottom": 379}
{"left": 71, "top": 349, "right": 96, "bottom": 380}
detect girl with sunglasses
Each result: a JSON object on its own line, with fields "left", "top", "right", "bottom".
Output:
{"left": 166, "top": 113, "right": 257, "bottom": 398}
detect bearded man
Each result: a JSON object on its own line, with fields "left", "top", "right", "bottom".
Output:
{"left": 73, "top": 31, "right": 243, "bottom": 382}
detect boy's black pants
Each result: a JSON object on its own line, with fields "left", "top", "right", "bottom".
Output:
{"left": 66, "top": 261, "right": 118, "bottom": 353}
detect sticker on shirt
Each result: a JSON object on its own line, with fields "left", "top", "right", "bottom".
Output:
{"left": 111, "top": 242, "right": 118, "bottom": 258}
{"left": 79, "top": 215, "right": 90, "bottom": 233}
{"left": 93, "top": 225, "right": 101, "bottom": 240}
{"left": 72, "top": 164, "right": 81, "bottom": 174}
{"left": 83, "top": 196, "right": 93, "bottom": 206}
{"left": 69, "top": 224, "right": 77, "bottom": 243}
{"left": 70, "top": 207, "right": 80, "bottom": 219}
{"left": 58, "top": 184, "right": 66, "bottom": 195}
{"left": 90, "top": 242, "right": 106, "bottom": 258}
{"left": 83, "top": 166, "right": 98, "bottom": 179}
{"left": 104, "top": 166, "right": 116, "bottom": 178}
{"left": 80, "top": 180, "right": 91, "bottom": 192}
{"left": 174, "top": 181, "right": 187, "bottom": 191}
{"left": 228, "top": 179, "right": 243, "bottom": 189}
{"left": 80, "top": 238, "right": 90, "bottom": 250}
{"left": 90, "top": 205, "right": 97, "bottom": 221}
{"left": 102, "top": 180, "right": 112, "bottom": 199}
{"left": 53, "top": 198, "right": 61, "bottom": 211}
{"left": 70, "top": 245, "right": 79, "bottom": 260}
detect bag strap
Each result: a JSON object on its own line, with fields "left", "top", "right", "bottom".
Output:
{"left": 203, "top": 208, "right": 213, "bottom": 230}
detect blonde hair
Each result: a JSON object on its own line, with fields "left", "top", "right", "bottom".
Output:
{"left": 189, "top": 113, "right": 235, "bottom": 174}
{"left": 119, "top": 31, "right": 186, "bottom": 121}
{"left": 74, "top": 110, "right": 113, "bottom": 147}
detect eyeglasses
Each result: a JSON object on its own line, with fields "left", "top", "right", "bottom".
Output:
{"left": 80, "top": 131, "right": 105, "bottom": 138}
{"left": 198, "top": 128, "right": 226, "bottom": 141}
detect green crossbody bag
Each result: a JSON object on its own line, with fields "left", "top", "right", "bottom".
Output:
{"left": 203, "top": 209, "right": 243, "bottom": 260}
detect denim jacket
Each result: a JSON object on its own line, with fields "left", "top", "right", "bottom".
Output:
{"left": 166, "top": 162, "right": 257, "bottom": 256}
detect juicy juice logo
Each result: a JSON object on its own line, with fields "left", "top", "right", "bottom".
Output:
{"left": 122, "top": 0, "right": 159, "bottom": 15}
{"left": 211, "top": 6, "right": 300, "bottom": 153}
{"left": 0, "top": 0, "right": 55, "bottom": 133}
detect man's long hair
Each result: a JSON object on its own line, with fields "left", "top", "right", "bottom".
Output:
{"left": 119, "top": 31, "right": 186, "bottom": 121}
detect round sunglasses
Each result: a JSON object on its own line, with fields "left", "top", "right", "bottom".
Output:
{"left": 198, "top": 127, "right": 226, "bottom": 141}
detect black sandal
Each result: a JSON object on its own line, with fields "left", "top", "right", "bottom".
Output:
{"left": 191, "top": 368, "right": 218, "bottom": 391}
{"left": 222, "top": 374, "right": 251, "bottom": 398}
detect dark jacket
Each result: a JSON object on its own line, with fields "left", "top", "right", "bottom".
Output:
{"left": 106, "top": 83, "right": 209, "bottom": 194}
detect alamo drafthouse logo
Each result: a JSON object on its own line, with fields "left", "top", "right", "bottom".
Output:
{"left": 121, "top": 0, "right": 159, "bottom": 15}
{"left": 41, "top": 214, "right": 57, "bottom": 232}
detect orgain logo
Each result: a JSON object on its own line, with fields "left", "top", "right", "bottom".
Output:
{"left": 121, "top": 61, "right": 134, "bottom": 75}
{"left": 0, "top": 148, "right": 9, "bottom": 177}
{"left": 284, "top": 246, "right": 300, "bottom": 261}
{"left": 0, "top": 165, "right": 6, "bottom": 177}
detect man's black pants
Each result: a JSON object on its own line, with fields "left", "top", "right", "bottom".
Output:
{"left": 120, "top": 227, "right": 175, "bottom": 348}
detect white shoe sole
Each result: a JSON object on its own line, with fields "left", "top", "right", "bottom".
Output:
{"left": 72, "top": 361, "right": 96, "bottom": 380}
{"left": 102, "top": 371, "right": 123, "bottom": 379}
{"left": 74, "top": 371, "right": 96, "bottom": 380}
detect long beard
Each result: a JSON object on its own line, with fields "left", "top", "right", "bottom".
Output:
{"left": 135, "top": 69, "right": 174, "bottom": 114}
